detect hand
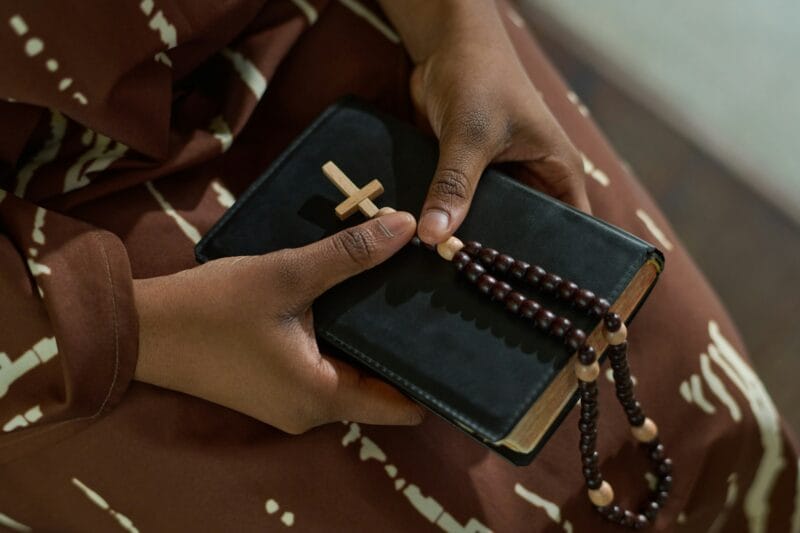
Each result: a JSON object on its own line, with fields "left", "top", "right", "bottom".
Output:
{"left": 380, "top": 1, "right": 590, "bottom": 245}
{"left": 133, "top": 211, "right": 425, "bottom": 434}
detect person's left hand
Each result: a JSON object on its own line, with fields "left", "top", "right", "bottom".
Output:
{"left": 381, "top": 1, "right": 590, "bottom": 245}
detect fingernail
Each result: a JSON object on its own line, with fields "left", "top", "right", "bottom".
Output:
{"left": 419, "top": 209, "right": 449, "bottom": 241}
{"left": 377, "top": 211, "right": 415, "bottom": 238}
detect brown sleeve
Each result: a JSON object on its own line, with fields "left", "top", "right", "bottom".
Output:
{"left": 0, "top": 190, "right": 138, "bottom": 463}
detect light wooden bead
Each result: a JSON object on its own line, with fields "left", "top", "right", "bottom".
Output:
{"left": 376, "top": 207, "right": 396, "bottom": 216}
{"left": 631, "top": 417, "right": 659, "bottom": 443}
{"left": 604, "top": 321, "right": 627, "bottom": 345}
{"left": 575, "top": 361, "right": 600, "bottom": 382}
{"left": 436, "top": 236, "right": 465, "bottom": 261}
{"left": 588, "top": 481, "right": 615, "bottom": 507}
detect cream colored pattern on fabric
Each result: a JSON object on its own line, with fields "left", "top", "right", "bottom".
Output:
{"left": 264, "top": 499, "right": 295, "bottom": 527}
{"left": 139, "top": 1, "right": 177, "bottom": 67}
{"left": 0, "top": 337, "right": 58, "bottom": 399}
{"left": 341, "top": 422, "right": 492, "bottom": 532}
{"left": 291, "top": 0, "right": 318, "bottom": 24}
{"left": 15, "top": 110, "right": 67, "bottom": 197}
{"left": 706, "top": 321, "right": 785, "bottom": 533}
{"left": 338, "top": 0, "right": 400, "bottom": 44}
{"left": 791, "top": 460, "right": 800, "bottom": 533}
{"left": 71, "top": 478, "right": 139, "bottom": 533}
{"left": 605, "top": 367, "right": 637, "bottom": 385}
{"left": 708, "top": 473, "right": 739, "bottom": 533}
{"left": 145, "top": 181, "right": 201, "bottom": 244}
{"left": 0, "top": 513, "right": 31, "bottom": 532}
{"left": 700, "top": 353, "right": 741, "bottom": 422}
{"left": 679, "top": 374, "right": 715, "bottom": 414}
{"left": 221, "top": 47, "right": 268, "bottom": 100}
{"left": 580, "top": 153, "right": 610, "bottom": 186}
{"left": 635, "top": 209, "right": 674, "bottom": 251}
{"left": 567, "top": 91, "right": 590, "bottom": 117}
{"left": 64, "top": 131, "right": 128, "bottom": 193}
{"left": 2, "top": 404, "right": 42, "bottom": 433}
{"left": 211, "top": 180, "right": 235, "bottom": 208}
{"left": 7, "top": 15, "right": 88, "bottom": 105}
{"left": 514, "top": 483, "right": 573, "bottom": 532}
{"left": 0, "top": 190, "right": 6, "bottom": 204}
{"left": 209, "top": 115, "right": 233, "bottom": 153}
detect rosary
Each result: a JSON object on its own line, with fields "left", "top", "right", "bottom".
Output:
{"left": 323, "top": 161, "right": 672, "bottom": 529}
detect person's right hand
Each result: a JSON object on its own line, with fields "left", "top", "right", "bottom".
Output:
{"left": 133, "top": 211, "right": 425, "bottom": 434}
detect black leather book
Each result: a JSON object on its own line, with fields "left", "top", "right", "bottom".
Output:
{"left": 196, "top": 97, "right": 663, "bottom": 465}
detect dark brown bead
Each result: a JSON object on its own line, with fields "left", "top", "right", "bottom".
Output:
{"left": 558, "top": 280, "right": 579, "bottom": 300}
{"left": 578, "top": 420, "right": 596, "bottom": 433}
{"left": 463, "top": 262, "right": 485, "bottom": 283}
{"left": 566, "top": 328, "right": 587, "bottom": 351}
{"left": 534, "top": 309, "right": 556, "bottom": 330}
{"left": 658, "top": 458, "right": 673, "bottom": 476}
{"left": 607, "top": 506, "right": 623, "bottom": 521}
{"left": 623, "top": 510, "right": 637, "bottom": 527}
{"left": 574, "top": 289, "right": 595, "bottom": 310}
{"left": 642, "top": 501, "right": 660, "bottom": 521}
{"left": 453, "top": 251, "right": 471, "bottom": 271}
{"left": 549, "top": 317, "right": 572, "bottom": 338}
{"left": 655, "top": 491, "right": 669, "bottom": 506}
{"left": 463, "top": 241, "right": 482, "bottom": 256}
{"left": 649, "top": 443, "right": 665, "bottom": 461}
{"left": 657, "top": 474, "right": 673, "bottom": 492}
{"left": 604, "top": 312, "right": 623, "bottom": 332}
{"left": 634, "top": 515, "right": 648, "bottom": 530}
{"left": 411, "top": 236, "right": 422, "bottom": 247}
{"left": 580, "top": 442, "right": 594, "bottom": 455}
{"left": 578, "top": 345, "right": 597, "bottom": 365}
{"left": 519, "top": 299, "right": 541, "bottom": 319}
{"left": 582, "top": 451, "right": 599, "bottom": 466}
{"left": 540, "top": 273, "right": 562, "bottom": 293}
{"left": 586, "top": 476, "right": 603, "bottom": 490}
{"left": 491, "top": 281, "right": 511, "bottom": 301}
{"left": 509, "top": 260, "right": 530, "bottom": 279}
{"left": 493, "top": 254, "right": 515, "bottom": 273}
{"left": 525, "top": 265, "right": 547, "bottom": 286}
{"left": 505, "top": 291, "right": 526, "bottom": 313}
{"left": 478, "top": 248, "right": 499, "bottom": 265}
{"left": 590, "top": 298, "right": 611, "bottom": 317}
{"left": 476, "top": 274, "right": 497, "bottom": 294}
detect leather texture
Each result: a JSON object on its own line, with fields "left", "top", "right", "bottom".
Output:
{"left": 196, "top": 97, "right": 663, "bottom": 465}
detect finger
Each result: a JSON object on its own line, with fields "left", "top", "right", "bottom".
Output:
{"left": 522, "top": 147, "right": 591, "bottom": 214}
{"left": 289, "top": 211, "right": 416, "bottom": 302}
{"left": 319, "top": 356, "right": 426, "bottom": 427}
{"left": 418, "top": 121, "right": 495, "bottom": 245}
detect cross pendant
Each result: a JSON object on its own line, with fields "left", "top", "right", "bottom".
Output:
{"left": 320, "top": 161, "right": 464, "bottom": 261}
{"left": 321, "top": 161, "right": 392, "bottom": 220}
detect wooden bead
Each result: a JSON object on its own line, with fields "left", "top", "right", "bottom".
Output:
{"left": 493, "top": 253, "right": 515, "bottom": 273}
{"left": 436, "top": 236, "right": 464, "bottom": 261}
{"left": 575, "top": 289, "right": 595, "bottom": 310}
{"left": 491, "top": 281, "right": 512, "bottom": 301}
{"left": 534, "top": 309, "right": 555, "bottom": 330}
{"left": 575, "top": 361, "right": 601, "bottom": 382}
{"left": 476, "top": 274, "right": 497, "bottom": 294}
{"left": 463, "top": 262, "right": 485, "bottom": 283}
{"left": 549, "top": 317, "right": 572, "bottom": 338}
{"left": 463, "top": 241, "right": 482, "bottom": 256}
{"left": 631, "top": 417, "right": 659, "bottom": 443}
{"left": 558, "top": 280, "right": 578, "bottom": 300}
{"left": 505, "top": 291, "right": 526, "bottom": 313}
{"left": 525, "top": 265, "right": 547, "bottom": 286}
{"left": 566, "top": 328, "right": 587, "bottom": 351}
{"left": 578, "top": 345, "right": 597, "bottom": 365}
{"left": 540, "top": 273, "right": 562, "bottom": 293}
{"left": 604, "top": 321, "right": 628, "bottom": 345}
{"left": 376, "top": 206, "right": 396, "bottom": 216}
{"left": 452, "top": 251, "right": 470, "bottom": 270}
{"left": 478, "top": 248, "right": 499, "bottom": 265}
{"left": 509, "top": 260, "right": 530, "bottom": 279}
{"left": 519, "top": 299, "right": 541, "bottom": 319}
{"left": 588, "top": 481, "right": 615, "bottom": 507}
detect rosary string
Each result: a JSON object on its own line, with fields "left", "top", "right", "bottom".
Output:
{"left": 413, "top": 235, "right": 673, "bottom": 530}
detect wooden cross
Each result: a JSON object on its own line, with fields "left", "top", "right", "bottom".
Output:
{"left": 322, "top": 161, "right": 386, "bottom": 220}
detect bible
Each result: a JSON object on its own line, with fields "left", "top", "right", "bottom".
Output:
{"left": 195, "top": 97, "right": 663, "bottom": 465}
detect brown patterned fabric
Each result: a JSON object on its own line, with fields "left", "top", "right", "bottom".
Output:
{"left": 0, "top": 1, "right": 797, "bottom": 531}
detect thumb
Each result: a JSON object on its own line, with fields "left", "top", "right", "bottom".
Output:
{"left": 418, "top": 128, "right": 493, "bottom": 245}
{"left": 292, "top": 211, "right": 416, "bottom": 302}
